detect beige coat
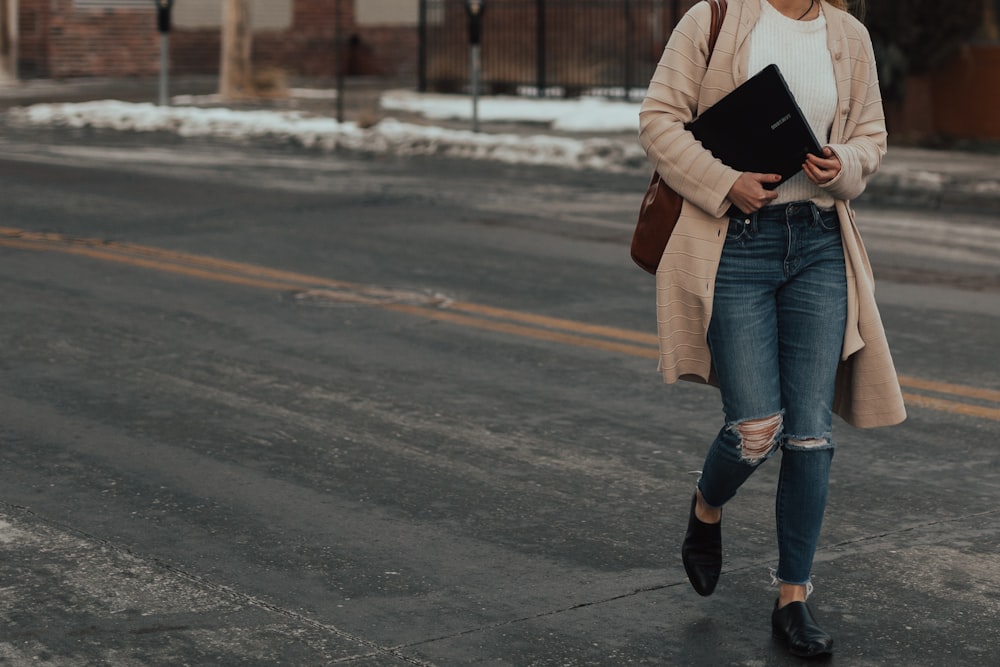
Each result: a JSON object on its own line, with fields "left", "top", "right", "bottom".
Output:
{"left": 638, "top": 0, "right": 906, "bottom": 428}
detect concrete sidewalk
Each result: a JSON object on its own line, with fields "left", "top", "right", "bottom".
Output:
{"left": 2, "top": 74, "right": 1000, "bottom": 215}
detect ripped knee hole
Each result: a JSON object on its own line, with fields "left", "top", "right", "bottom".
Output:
{"left": 735, "top": 413, "right": 782, "bottom": 461}
{"left": 787, "top": 437, "right": 829, "bottom": 449}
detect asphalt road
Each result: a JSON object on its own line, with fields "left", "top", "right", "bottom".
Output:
{"left": 1, "top": 131, "right": 998, "bottom": 666}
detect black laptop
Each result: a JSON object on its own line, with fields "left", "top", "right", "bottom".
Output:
{"left": 686, "top": 64, "right": 823, "bottom": 186}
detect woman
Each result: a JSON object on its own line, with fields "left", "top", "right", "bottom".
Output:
{"left": 638, "top": 0, "right": 906, "bottom": 658}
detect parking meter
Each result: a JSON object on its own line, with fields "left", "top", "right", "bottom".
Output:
{"left": 465, "top": 1, "right": 485, "bottom": 131}
{"left": 154, "top": 0, "right": 175, "bottom": 105}
{"left": 156, "top": 0, "right": 174, "bottom": 34}
{"left": 465, "top": 0, "right": 485, "bottom": 46}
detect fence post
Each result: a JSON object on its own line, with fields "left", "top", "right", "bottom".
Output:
{"left": 624, "top": 0, "right": 633, "bottom": 100}
{"left": 418, "top": 0, "right": 427, "bottom": 92}
{"left": 335, "top": 0, "right": 345, "bottom": 122}
{"left": 536, "top": 0, "right": 545, "bottom": 96}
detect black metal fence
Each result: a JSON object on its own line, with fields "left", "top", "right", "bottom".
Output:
{"left": 418, "top": 0, "right": 696, "bottom": 100}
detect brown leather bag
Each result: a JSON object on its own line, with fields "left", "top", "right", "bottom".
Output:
{"left": 631, "top": 0, "right": 728, "bottom": 275}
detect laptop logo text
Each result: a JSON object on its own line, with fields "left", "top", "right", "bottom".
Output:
{"left": 771, "top": 114, "right": 792, "bottom": 130}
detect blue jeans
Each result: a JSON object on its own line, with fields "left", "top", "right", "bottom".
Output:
{"left": 697, "top": 201, "right": 847, "bottom": 586}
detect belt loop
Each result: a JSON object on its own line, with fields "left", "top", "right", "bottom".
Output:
{"left": 784, "top": 202, "right": 800, "bottom": 221}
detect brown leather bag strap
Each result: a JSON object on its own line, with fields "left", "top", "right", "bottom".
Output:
{"left": 705, "top": 0, "right": 728, "bottom": 57}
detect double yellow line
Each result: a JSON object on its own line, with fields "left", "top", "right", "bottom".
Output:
{"left": 3, "top": 226, "right": 999, "bottom": 423}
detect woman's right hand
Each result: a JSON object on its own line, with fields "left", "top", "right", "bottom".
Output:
{"left": 727, "top": 172, "right": 782, "bottom": 214}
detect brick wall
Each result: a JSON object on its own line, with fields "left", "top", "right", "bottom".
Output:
{"left": 356, "top": 26, "right": 418, "bottom": 78}
{"left": 44, "top": 0, "right": 160, "bottom": 78}
{"left": 169, "top": 28, "right": 219, "bottom": 75}
{"left": 17, "top": 0, "right": 50, "bottom": 77}
{"left": 17, "top": 0, "right": 415, "bottom": 80}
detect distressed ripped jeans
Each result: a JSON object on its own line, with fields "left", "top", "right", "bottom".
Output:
{"left": 698, "top": 201, "right": 847, "bottom": 587}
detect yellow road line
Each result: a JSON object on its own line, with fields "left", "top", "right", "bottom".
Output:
{"left": 1, "top": 227, "right": 657, "bottom": 344}
{"left": 384, "top": 303, "right": 660, "bottom": 359}
{"left": 901, "top": 392, "right": 1000, "bottom": 422}
{"left": 1, "top": 227, "right": 355, "bottom": 290}
{"left": 897, "top": 375, "right": 1000, "bottom": 404}
{"left": 0, "top": 238, "right": 306, "bottom": 293}
{"left": 447, "top": 301, "right": 660, "bottom": 345}
{"left": 4, "top": 228, "right": 998, "bottom": 422}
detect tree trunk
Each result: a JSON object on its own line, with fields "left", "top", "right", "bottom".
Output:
{"left": 220, "top": 0, "right": 252, "bottom": 99}
{"left": 0, "top": 0, "right": 18, "bottom": 84}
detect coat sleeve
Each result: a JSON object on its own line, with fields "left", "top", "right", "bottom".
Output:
{"left": 820, "top": 28, "right": 887, "bottom": 202}
{"left": 638, "top": 3, "right": 741, "bottom": 218}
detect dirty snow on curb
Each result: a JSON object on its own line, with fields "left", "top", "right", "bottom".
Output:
{"left": 5, "top": 95, "right": 647, "bottom": 172}
{"left": 379, "top": 89, "right": 643, "bottom": 132}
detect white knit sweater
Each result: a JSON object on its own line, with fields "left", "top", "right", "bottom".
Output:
{"left": 749, "top": 0, "right": 838, "bottom": 207}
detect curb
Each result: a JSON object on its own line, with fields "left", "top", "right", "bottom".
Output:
{"left": 2, "top": 82, "right": 999, "bottom": 214}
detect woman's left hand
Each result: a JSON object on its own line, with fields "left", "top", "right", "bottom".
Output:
{"left": 803, "top": 147, "right": 842, "bottom": 185}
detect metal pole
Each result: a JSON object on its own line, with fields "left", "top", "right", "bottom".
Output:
{"left": 466, "top": 1, "right": 484, "bottom": 132}
{"left": 155, "top": 0, "right": 173, "bottom": 105}
{"left": 536, "top": 0, "right": 545, "bottom": 96}
{"left": 470, "top": 43, "right": 480, "bottom": 132}
{"left": 158, "top": 32, "right": 169, "bottom": 105}
{"left": 624, "top": 0, "right": 632, "bottom": 100}
{"left": 417, "top": 0, "right": 427, "bottom": 92}
{"left": 335, "top": 0, "right": 344, "bottom": 123}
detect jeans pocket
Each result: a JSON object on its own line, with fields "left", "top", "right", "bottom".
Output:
{"left": 726, "top": 217, "right": 753, "bottom": 242}
{"left": 818, "top": 210, "right": 840, "bottom": 232}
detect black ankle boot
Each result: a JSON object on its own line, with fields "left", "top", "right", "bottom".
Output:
{"left": 681, "top": 491, "right": 722, "bottom": 596}
{"left": 771, "top": 600, "right": 834, "bottom": 657}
